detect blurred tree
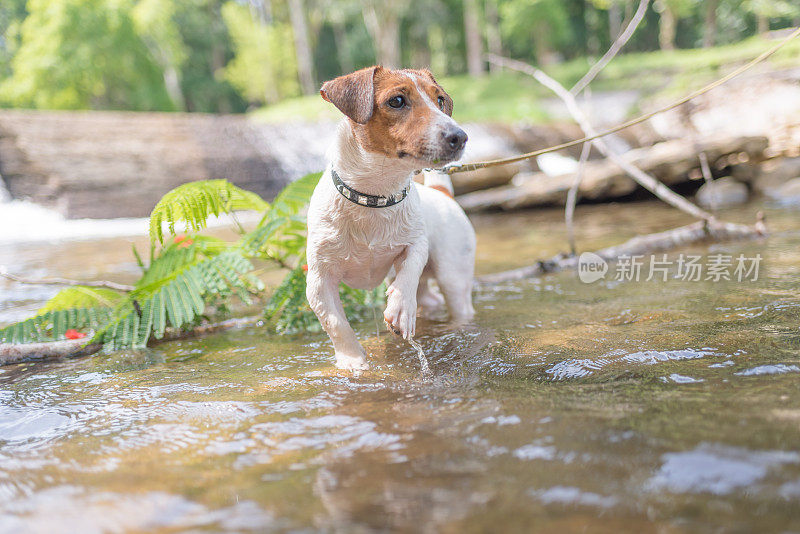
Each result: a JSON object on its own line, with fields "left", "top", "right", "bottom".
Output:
{"left": 500, "top": 0, "right": 571, "bottom": 65}
{"left": 221, "top": 0, "right": 299, "bottom": 105}
{"left": 173, "top": 0, "right": 245, "bottom": 113}
{"left": 287, "top": 0, "right": 316, "bottom": 93}
{"left": 654, "top": 0, "right": 696, "bottom": 50}
{"left": 743, "top": 0, "right": 800, "bottom": 34}
{"left": 0, "top": 0, "right": 171, "bottom": 110}
{"left": 362, "top": 1, "right": 403, "bottom": 67}
{"left": 0, "top": 0, "right": 26, "bottom": 79}
{"left": 133, "top": 0, "right": 187, "bottom": 110}
{"left": 485, "top": 0, "right": 503, "bottom": 72}
{"left": 464, "top": 0, "right": 485, "bottom": 76}
{"left": 703, "top": 0, "right": 719, "bottom": 47}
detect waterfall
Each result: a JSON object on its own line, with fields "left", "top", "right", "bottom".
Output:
{"left": 0, "top": 171, "right": 9, "bottom": 202}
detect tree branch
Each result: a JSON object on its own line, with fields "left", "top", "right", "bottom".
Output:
{"left": 0, "top": 269, "right": 134, "bottom": 292}
{"left": 570, "top": 0, "right": 650, "bottom": 95}
{"left": 477, "top": 218, "right": 766, "bottom": 285}
{"left": 486, "top": 53, "right": 715, "bottom": 222}
{"left": 564, "top": 0, "right": 650, "bottom": 255}
{"left": 0, "top": 315, "right": 260, "bottom": 366}
{"left": 565, "top": 141, "right": 592, "bottom": 255}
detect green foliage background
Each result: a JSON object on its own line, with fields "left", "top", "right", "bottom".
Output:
{"left": 1, "top": 0, "right": 798, "bottom": 113}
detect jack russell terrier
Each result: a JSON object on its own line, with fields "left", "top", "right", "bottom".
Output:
{"left": 305, "top": 66, "right": 476, "bottom": 371}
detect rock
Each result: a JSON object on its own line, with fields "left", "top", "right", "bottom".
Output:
{"left": 0, "top": 110, "right": 321, "bottom": 218}
{"left": 772, "top": 177, "right": 800, "bottom": 206}
{"left": 752, "top": 157, "right": 800, "bottom": 195}
{"left": 695, "top": 177, "right": 749, "bottom": 209}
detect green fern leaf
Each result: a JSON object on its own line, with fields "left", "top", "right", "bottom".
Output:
{"left": 266, "top": 171, "right": 322, "bottom": 219}
{"left": 149, "top": 180, "right": 269, "bottom": 244}
{"left": 0, "top": 308, "right": 113, "bottom": 344}
{"left": 38, "top": 286, "right": 125, "bottom": 313}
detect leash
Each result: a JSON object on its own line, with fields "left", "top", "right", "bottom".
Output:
{"left": 430, "top": 26, "right": 800, "bottom": 176}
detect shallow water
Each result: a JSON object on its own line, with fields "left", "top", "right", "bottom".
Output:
{"left": 1, "top": 199, "right": 800, "bottom": 532}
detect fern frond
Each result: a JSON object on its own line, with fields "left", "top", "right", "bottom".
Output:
{"left": 96, "top": 250, "right": 256, "bottom": 349}
{"left": 149, "top": 180, "right": 269, "bottom": 244}
{"left": 38, "top": 286, "right": 125, "bottom": 313}
{"left": 264, "top": 171, "right": 322, "bottom": 221}
{"left": 0, "top": 307, "right": 113, "bottom": 344}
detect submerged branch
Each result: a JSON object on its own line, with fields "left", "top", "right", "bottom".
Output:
{"left": 477, "top": 218, "right": 767, "bottom": 285}
{"left": 0, "top": 270, "right": 134, "bottom": 292}
{"left": 0, "top": 315, "right": 261, "bottom": 366}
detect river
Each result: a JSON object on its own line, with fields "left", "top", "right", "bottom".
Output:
{"left": 1, "top": 195, "right": 799, "bottom": 531}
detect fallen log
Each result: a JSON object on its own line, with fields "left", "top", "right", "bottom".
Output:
{"left": 0, "top": 339, "right": 102, "bottom": 366}
{"left": 451, "top": 156, "right": 521, "bottom": 195}
{"left": 477, "top": 217, "right": 766, "bottom": 284}
{"left": 458, "top": 135, "right": 768, "bottom": 212}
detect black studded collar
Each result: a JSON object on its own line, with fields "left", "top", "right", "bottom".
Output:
{"left": 331, "top": 169, "right": 410, "bottom": 208}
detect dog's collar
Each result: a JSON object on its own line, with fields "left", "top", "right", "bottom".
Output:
{"left": 331, "top": 169, "right": 410, "bottom": 208}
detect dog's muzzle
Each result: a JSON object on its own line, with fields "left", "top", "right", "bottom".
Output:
{"left": 439, "top": 126, "right": 468, "bottom": 161}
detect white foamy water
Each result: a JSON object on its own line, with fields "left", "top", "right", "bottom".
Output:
{"left": 0, "top": 200, "right": 260, "bottom": 246}
{"left": 0, "top": 175, "right": 10, "bottom": 203}
{"left": 0, "top": 200, "right": 148, "bottom": 245}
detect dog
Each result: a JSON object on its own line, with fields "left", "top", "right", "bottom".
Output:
{"left": 305, "top": 66, "right": 476, "bottom": 371}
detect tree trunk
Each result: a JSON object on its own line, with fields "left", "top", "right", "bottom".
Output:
{"left": 287, "top": 0, "right": 316, "bottom": 95}
{"left": 485, "top": 0, "right": 502, "bottom": 73}
{"left": 757, "top": 15, "right": 769, "bottom": 35}
{"left": 609, "top": 1, "right": 623, "bottom": 40}
{"left": 464, "top": 0, "right": 484, "bottom": 76}
{"left": 211, "top": 41, "right": 231, "bottom": 113}
{"left": 163, "top": 63, "right": 186, "bottom": 112}
{"left": 331, "top": 20, "right": 354, "bottom": 74}
{"left": 658, "top": 3, "right": 676, "bottom": 51}
{"left": 703, "top": 0, "right": 718, "bottom": 48}
{"left": 532, "top": 21, "right": 556, "bottom": 65}
{"left": 362, "top": 2, "right": 401, "bottom": 68}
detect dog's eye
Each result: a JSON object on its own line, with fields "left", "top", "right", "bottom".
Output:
{"left": 387, "top": 96, "right": 405, "bottom": 109}
{"left": 437, "top": 96, "right": 446, "bottom": 111}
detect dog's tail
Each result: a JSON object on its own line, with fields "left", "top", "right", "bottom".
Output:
{"left": 421, "top": 169, "right": 455, "bottom": 199}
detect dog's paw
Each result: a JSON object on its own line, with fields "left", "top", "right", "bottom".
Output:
{"left": 335, "top": 352, "right": 369, "bottom": 374}
{"left": 383, "top": 286, "right": 417, "bottom": 339}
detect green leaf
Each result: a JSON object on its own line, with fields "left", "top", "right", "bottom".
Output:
{"left": 262, "top": 171, "right": 321, "bottom": 221}
{"left": 0, "top": 308, "right": 113, "bottom": 344}
{"left": 38, "top": 286, "right": 125, "bottom": 313}
{"left": 149, "top": 179, "right": 269, "bottom": 244}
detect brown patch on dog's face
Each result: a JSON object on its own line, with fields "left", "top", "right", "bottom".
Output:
{"left": 320, "top": 66, "right": 467, "bottom": 164}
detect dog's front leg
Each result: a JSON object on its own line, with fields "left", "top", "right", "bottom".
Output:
{"left": 384, "top": 238, "right": 429, "bottom": 340}
{"left": 306, "top": 268, "right": 369, "bottom": 371}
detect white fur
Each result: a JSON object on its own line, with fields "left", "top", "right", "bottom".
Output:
{"left": 306, "top": 121, "right": 476, "bottom": 371}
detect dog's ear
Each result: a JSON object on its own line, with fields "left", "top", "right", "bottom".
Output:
{"left": 320, "top": 66, "right": 380, "bottom": 124}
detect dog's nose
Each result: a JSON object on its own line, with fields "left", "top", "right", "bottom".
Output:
{"left": 442, "top": 128, "right": 468, "bottom": 151}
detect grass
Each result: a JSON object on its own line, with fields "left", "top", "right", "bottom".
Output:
{"left": 252, "top": 35, "right": 800, "bottom": 125}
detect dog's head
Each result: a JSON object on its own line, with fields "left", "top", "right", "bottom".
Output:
{"left": 320, "top": 66, "right": 467, "bottom": 165}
